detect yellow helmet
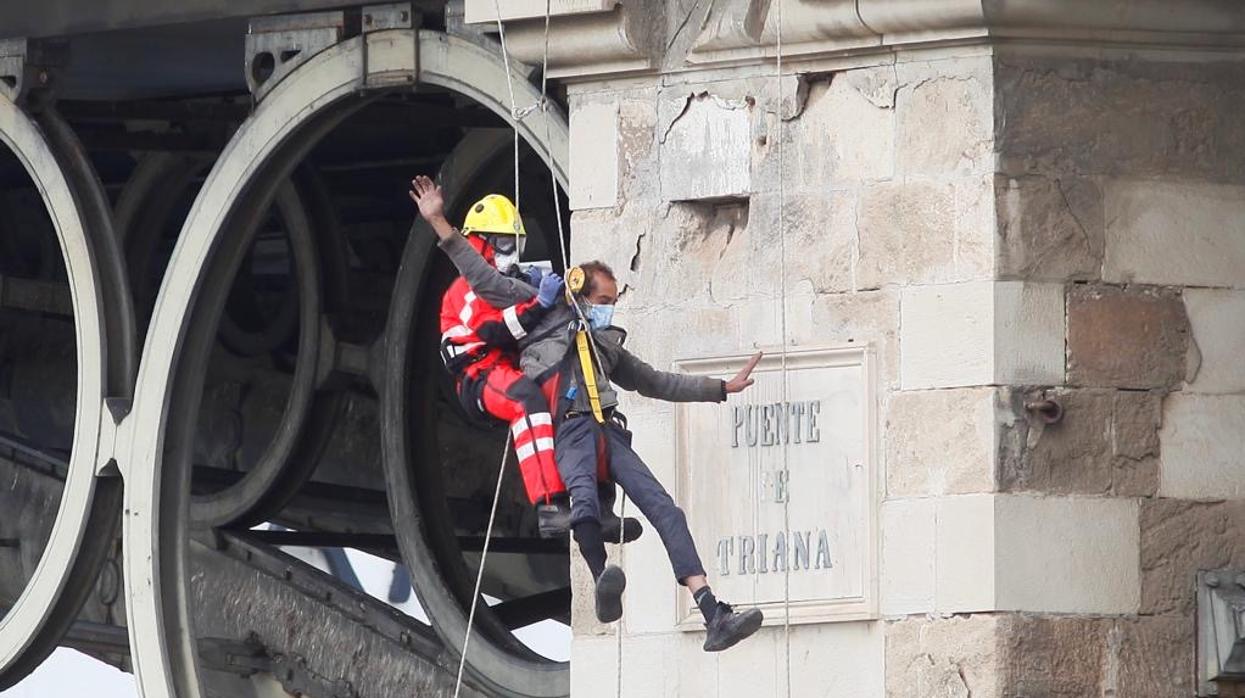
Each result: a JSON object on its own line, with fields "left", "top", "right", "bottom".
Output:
{"left": 461, "top": 194, "right": 526, "bottom": 237}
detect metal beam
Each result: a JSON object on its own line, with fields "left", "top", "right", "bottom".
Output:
{"left": 0, "top": 1, "right": 444, "bottom": 41}
{"left": 490, "top": 588, "right": 571, "bottom": 630}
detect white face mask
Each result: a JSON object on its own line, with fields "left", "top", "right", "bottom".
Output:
{"left": 494, "top": 250, "right": 520, "bottom": 272}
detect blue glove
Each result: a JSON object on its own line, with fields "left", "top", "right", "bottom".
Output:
{"left": 537, "top": 272, "right": 564, "bottom": 308}
{"left": 525, "top": 265, "right": 546, "bottom": 287}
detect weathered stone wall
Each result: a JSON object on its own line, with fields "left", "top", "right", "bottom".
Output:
{"left": 560, "top": 36, "right": 1245, "bottom": 698}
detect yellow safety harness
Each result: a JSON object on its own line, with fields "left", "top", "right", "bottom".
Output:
{"left": 567, "top": 266, "right": 606, "bottom": 424}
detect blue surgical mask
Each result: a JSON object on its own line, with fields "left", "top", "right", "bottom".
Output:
{"left": 586, "top": 303, "right": 614, "bottom": 330}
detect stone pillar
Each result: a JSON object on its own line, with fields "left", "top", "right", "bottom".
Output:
{"left": 466, "top": 2, "right": 1245, "bottom": 695}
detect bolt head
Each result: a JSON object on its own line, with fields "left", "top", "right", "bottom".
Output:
{"left": 1208, "top": 574, "right": 1221, "bottom": 588}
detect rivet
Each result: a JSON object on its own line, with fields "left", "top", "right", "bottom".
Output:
{"left": 1207, "top": 574, "right": 1221, "bottom": 588}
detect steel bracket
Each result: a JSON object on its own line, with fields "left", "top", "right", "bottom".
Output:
{"left": 1198, "top": 569, "right": 1245, "bottom": 696}
{"left": 245, "top": 10, "right": 360, "bottom": 103}
{"left": 360, "top": 3, "right": 421, "bottom": 91}
{"left": 0, "top": 38, "right": 67, "bottom": 105}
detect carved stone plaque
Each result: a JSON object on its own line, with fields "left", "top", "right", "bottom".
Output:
{"left": 674, "top": 346, "right": 877, "bottom": 627}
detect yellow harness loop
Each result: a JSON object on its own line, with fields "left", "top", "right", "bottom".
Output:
{"left": 575, "top": 329, "right": 606, "bottom": 423}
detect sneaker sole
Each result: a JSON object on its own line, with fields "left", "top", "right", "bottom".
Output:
{"left": 595, "top": 566, "right": 626, "bottom": 624}
{"left": 703, "top": 608, "right": 764, "bottom": 652}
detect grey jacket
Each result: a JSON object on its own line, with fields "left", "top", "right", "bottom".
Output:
{"left": 438, "top": 234, "right": 726, "bottom": 412}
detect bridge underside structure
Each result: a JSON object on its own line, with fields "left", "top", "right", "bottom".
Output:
{"left": 0, "top": 4, "right": 573, "bottom": 697}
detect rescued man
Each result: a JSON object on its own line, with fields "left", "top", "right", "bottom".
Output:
{"left": 410, "top": 175, "right": 765, "bottom": 652}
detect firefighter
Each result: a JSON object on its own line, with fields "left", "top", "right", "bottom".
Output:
{"left": 421, "top": 187, "right": 568, "bottom": 530}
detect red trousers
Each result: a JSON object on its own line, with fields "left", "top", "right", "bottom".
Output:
{"left": 462, "top": 361, "right": 566, "bottom": 504}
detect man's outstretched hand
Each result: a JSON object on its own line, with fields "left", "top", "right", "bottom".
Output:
{"left": 408, "top": 175, "right": 455, "bottom": 241}
{"left": 725, "top": 351, "right": 763, "bottom": 394}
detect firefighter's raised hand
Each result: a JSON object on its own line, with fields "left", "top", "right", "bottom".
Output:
{"left": 408, "top": 175, "right": 455, "bottom": 240}
{"left": 725, "top": 352, "right": 763, "bottom": 394}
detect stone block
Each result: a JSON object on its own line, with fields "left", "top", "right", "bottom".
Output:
{"left": 1104, "top": 179, "right": 1245, "bottom": 287}
{"left": 1066, "top": 284, "right": 1191, "bottom": 390}
{"left": 1139, "top": 499, "right": 1245, "bottom": 616}
{"left": 880, "top": 498, "right": 935, "bottom": 615}
{"left": 992, "top": 281, "right": 1066, "bottom": 386}
{"left": 995, "top": 495, "right": 1140, "bottom": 614}
{"left": 936, "top": 494, "right": 996, "bottom": 613}
{"left": 885, "top": 615, "right": 1001, "bottom": 698}
{"left": 804, "top": 290, "right": 900, "bottom": 390}
{"left": 660, "top": 92, "right": 751, "bottom": 201}
{"left": 1160, "top": 393, "right": 1245, "bottom": 499}
{"left": 570, "top": 100, "right": 619, "bottom": 210}
{"left": 1184, "top": 288, "right": 1245, "bottom": 393}
{"left": 901, "top": 281, "right": 1064, "bottom": 390}
{"left": 790, "top": 622, "right": 885, "bottom": 697}
{"left": 998, "top": 388, "right": 1160, "bottom": 496}
{"left": 896, "top": 56, "right": 994, "bottom": 177}
{"left": 766, "top": 189, "right": 857, "bottom": 295}
{"left": 855, "top": 178, "right": 995, "bottom": 290}
{"left": 885, "top": 388, "right": 998, "bottom": 497}
{"left": 857, "top": 181, "right": 956, "bottom": 289}
{"left": 1115, "top": 615, "right": 1195, "bottom": 698}
{"left": 996, "top": 175, "right": 1104, "bottom": 281}
{"left": 994, "top": 56, "right": 1245, "bottom": 182}
{"left": 998, "top": 616, "right": 1110, "bottom": 697}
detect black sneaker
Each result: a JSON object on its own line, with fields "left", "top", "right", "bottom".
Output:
{"left": 703, "top": 602, "right": 763, "bottom": 652}
{"left": 594, "top": 565, "right": 626, "bottom": 623}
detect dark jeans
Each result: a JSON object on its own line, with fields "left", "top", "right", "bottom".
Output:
{"left": 555, "top": 415, "right": 707, "bottom": 584}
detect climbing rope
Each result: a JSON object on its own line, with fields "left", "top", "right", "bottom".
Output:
{"left": 773, "top": 0, "right": 795, "bottom": 695}
{"left": 451, "top": 437, "right": 511, "bottom": 698}
{"left": 452, "top": 3, "right": 627, "bottom": 697}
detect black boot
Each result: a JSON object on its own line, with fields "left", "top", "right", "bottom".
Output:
{"left": 536, "top": 497, "right": 572, "bottom": 539}
{"left": 537, "top": 498, "right": 644, "bottom": 543}
{"left": 594, "top": 565, "right": 626, "bottom": 623}
{"left": 703, "top": 602, "right": 763, "bottom": 652}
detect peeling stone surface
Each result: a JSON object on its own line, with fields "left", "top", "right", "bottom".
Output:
{"left": 996, "top": 175, "right": 1104, "bottom": 281}
{"left": 998, "top": 388, "right": 1160, "bottom": 496}
{"left": 659, "top": 91, "right": 752, "bottom": 201}
{"left": 793, "top": 69, "right": 896, "bottom": 187}
{"left": 896, "top": 57, "right": 994, "bottom": 177}
{"left": 1139, "top": 498, "right": 1245, "bottom": 616}
{"left": 1066, "top": 284, "right": 1191, "bottom": 389}
{"left": 1184, "top": 288, "right": 1245, "bottom": 393}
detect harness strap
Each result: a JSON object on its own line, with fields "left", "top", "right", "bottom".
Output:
{"left": 575, "top": 329, "right": 606, "bottom": 423}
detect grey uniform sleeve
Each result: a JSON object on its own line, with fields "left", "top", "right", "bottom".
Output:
{"left": 437, "top": 233, "right": 536, "bottom": 307}
{"left": 608, "top": 344, "right": 726, "bottom": 403}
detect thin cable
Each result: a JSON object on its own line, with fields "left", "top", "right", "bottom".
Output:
{"left": 614, "top": 491, "right": 626, "bottom": 698}
{"left": 492, "top": 0, "right": 523, "bottom": 217}
{"left": 773, "top": 0, "right": 794, "bottom": 696}
{"left": 540, "top": 0, "right": 571, "bottom": 273}
{"left": 452, "top": 436, "right": 512, "bottom": 698}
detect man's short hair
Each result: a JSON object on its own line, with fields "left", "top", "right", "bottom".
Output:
{"left": 578, "top": 260, "right": 616, "bottom": 296}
